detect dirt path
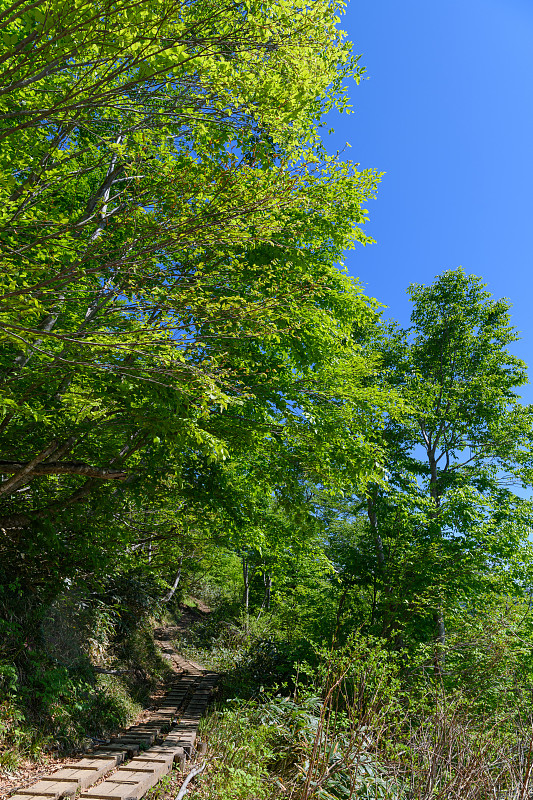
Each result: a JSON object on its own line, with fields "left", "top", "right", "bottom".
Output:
{"left": 154, "top": 626, "right": 206, "bottom": 677}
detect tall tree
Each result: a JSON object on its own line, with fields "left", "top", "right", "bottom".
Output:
{"left": 0, "top": 0, "right": 391, "bottom": 639}
{"left": 323, "top": 269, "right": 533, "bottom": 659}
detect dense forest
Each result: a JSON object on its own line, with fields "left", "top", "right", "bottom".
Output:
{"left": 2, "top": 0, "right": 533, "bottom": 798}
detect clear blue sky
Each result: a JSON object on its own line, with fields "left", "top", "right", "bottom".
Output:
{"left": 327, "top": 0, "right": 533, "bottom": 400}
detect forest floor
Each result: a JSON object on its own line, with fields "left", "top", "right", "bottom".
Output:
{"left": 0, "top": 603, "right": 213, "bottom": 799}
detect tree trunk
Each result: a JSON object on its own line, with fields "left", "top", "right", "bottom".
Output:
{"left": 367, "top": 492, "right": 385, "bottom": 568}
{"left": 0, "top": 440, "right": 59, "bottom": 497}
{"left": 433, "top": 608, "right": 446, "bottom": 679}
{"left": 427, "top": 451, "right": 446, "bottom": 679}
{"left": 242, "top": 556, "right": 249, "bottom": 611}
{"left": 261, "top": 572, "right": 272, "bottom": 610}
{"left": 164, "top": 557, "right": 183, "bottom": 603}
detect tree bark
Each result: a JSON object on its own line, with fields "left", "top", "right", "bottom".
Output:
{"left": 0, "top": 461, "right": 127, "bottom": 480}
{"left": 0, "top": 478, "right": 97, "bottom": 530}
{"left": 433, "top": 608, "right": 446, "bottom": 679}
{"left": 261, "top": 572, "right": 272, "bottom": 610}
{"left": 242, "top": 556, "right": 249, "bottom": 611}
{"left": 427, "top": 449, "right": 446, "bottom": 679}
{"left": 0, "top": 440, "right": 59, "bottom": 497}
{"left": 164, "top": 557, "right": 184, "bottom": 603}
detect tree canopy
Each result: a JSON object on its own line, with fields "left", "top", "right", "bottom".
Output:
{"left": 0, "top": 0, "right": 390, "bottom": 639}
{"left": 3, "top": 2, "right": 533, "bottom": 785}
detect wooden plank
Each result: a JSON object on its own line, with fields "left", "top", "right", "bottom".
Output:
{"left": 116, "top": 767, "right": 163, "bottom": 776}
{"left": 97, "top": 770, "right": 152, "bottom": 786}
{"left": 78, "top": 796, "right": 125, "bottom": 800}
{"left": 82, "top": 769, "right": 153, "bottom": 800}
{"left": 110, "top": 736, "right": 153, "bottom": 746}
{"left": 40, "top": 767, "right": 102, "bottom": 791}
{"left": 161, "top": 737, "right": 196, "bottom": 755}
{"left": 128, "top": 726, "right": 161, "bottom": 734}
{"left": 127, "top": 726, "right": 161, "bottom": 731}
{"left": 22, "top": 779, "right": 78, "bottom": 799}
{"left": 79, "top": 755, "right": 124, "bottom": 764}
{"left": 9, "top": 789, "right": 50, "bottom": 800}
{"left": 166, "top": 731, "right": 197, "bottom": 740}
{"left": 156, "top": 702, "right": 183, "bottom": 709}
{"left": 81, "top": 783, "right": 146, "bottom": 800}
{"left": 147, "top": 745, "right": 185, "bottom": 762}
{"left": 97, "top": 744, "right": 139, "bottom": 757}
{"left": 171, "top": 721, "right": 199, "bottom": 730}
{"left": 165, "top": 726, "right": 197, "bottom": 735}
{"left": 163, "top": 734, "right": 196, "bottom": 745}
{"left": 129, "top": 755, "right": 174, "bottom": 769}
{"left": 9, "top": 795, "right": 47, "bottom": 800}
{"left": 10, "top": 761, "right": 115, "bottom": 800}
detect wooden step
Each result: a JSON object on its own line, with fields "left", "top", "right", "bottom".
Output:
{"left": 109, "top": 735, "right": 154, "bottom": 746}
{"left": 10, "top": 659, "right": 217, "bottom": 800}
{"left": 10, "top": 795, "right": 51, "bottom": 800}
{"left": 96, "top": 744, "right": 139, "bottom": 758}
{"left": 80, "top": 767, "right": 157, "bottom": 800}
{"left": 15, "top": 778, "right": 79, "bottom": 799}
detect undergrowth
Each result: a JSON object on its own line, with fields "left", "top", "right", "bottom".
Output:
{"left": 0, "top": 575, "right": 173, "bottom": 772}
{"left": 175, "top": 608, "right": 312, "bottom": 695}
{"left": 0, "top": 666, "right": 142, "bottom": 773}
{"left": 178, "top": 610, "right": 533, "bottom": 800}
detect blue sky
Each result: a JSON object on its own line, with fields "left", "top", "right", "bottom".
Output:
{"left": 327, "top": 0, "right": 533, "bottom": 400}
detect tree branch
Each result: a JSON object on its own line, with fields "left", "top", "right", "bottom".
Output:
{"left": 0, "top": 461, "right": 127, "bottom": 480}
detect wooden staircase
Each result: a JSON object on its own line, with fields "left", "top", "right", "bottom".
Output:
{"left": 10, "top": 666, "right": 218, "bottom": 800}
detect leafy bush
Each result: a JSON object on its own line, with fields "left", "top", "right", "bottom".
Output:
{"left": 113, "top": 623, "right": 173, "bottom": 701}
{"left": 192, "top": 703, "right": 276, "bottom": 800}
{"left": 191, "top": 630, "right": 533, "bottom": 800}
{"left": 176, "top": 608, "right": 313, "bottom": 691}
{"left": 102, "top": 568, "right": 168, "bottom": 639}
{"left": 0, "top": 576, "right": 170, "bottom": 767}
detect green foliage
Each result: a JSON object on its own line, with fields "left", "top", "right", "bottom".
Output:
{"left": 314, "top": 269, "right": 533, "bottom": 658}
{"left": 3, "top": 0, "right": 533, "bottom": 785}
{"left": 193, "top": 628, "right": 533, "bottom": 800}
{"left": 193, "top": 635, "right": 404, "bottom": 800}
{"left": 0, "top": 0, "right": 388, "bottom": 681}
{"left": 195, "top": 706, "right": 274, "bottom": 800}
{"left": 0, "top": 582, "right": 170, "bottom": 764}
{"left": 176, "top": 607, "right": 296, "bottom": 678}
{"left": 0, "top": 653, "right": 141, "bottom": 765}
{"left": 0, "top": 3, "right": 389, "bottom": 766}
